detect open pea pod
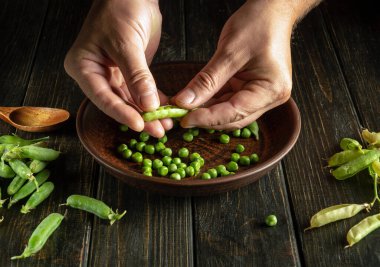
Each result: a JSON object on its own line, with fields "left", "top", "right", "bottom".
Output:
{"left": 305, "top": 203, "right": 370, "bottom": 231}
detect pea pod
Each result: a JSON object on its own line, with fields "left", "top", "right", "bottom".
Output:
{"left": 7, "top": 175, "right": 27, "bottom": 195}
{"left": 4, "top": 145, "right": 60, "bottom": 162}
{"left": 8, "top": 170, "right": 50, "bottom": 208}
{"left": 29, "top": 160, "right": 48, "bottom": 174}
{"left": 11, "top": 212, "right": 64, "bottom": 259}
{"left": 0, "top": 162, "right": 16, "bottom": 178}
{"left": 305, "top": 203, "right": 370, "bottom": 231}
{"left": 64, "top": 194, "right": 126, "bottom": 225}
{"left": 339, "top": 138, "right": 362, "bottom": 151}
{"left": 0, "top": 135, "right": 49, "bottom": 146}
{"left": 328, "top": 149, "right": 369, "bottom": 167}
{"left": 21, "top": 182, "right": 54, "bottom": 214}
{"left": 331, "top": 150, "right": 380, "bottom": 180}
{"left": 247, "top": 121, "right": 259, "bottom": 140}
{"left": 8, "top": 159, "right": 37, "bottom": 189}
{"left": 142, "top": 105, "right": 189, "bottom": 122}
{"left": 345, "top": 213, "right": 380, "bottom": 248}
{"left": 362, "top": 129, "right": 380, "bottom": 147}
{"left": 0, "top": 144, "right": 15, "bottom": 157}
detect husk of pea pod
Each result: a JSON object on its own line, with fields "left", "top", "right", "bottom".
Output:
{"left": 305, "top": 203, "right": 370, "bottom": 231}
{"left": 362, "top": 129, "right": 380, "bottom": 147}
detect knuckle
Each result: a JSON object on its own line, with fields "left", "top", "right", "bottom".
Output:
{"left": 128, "top": 69, "right": 155, "bottom": 92}
{"left": 195, "top": 70, "right": 218, "bottom": 93}
{"left": 273, "top": 78, "right": 292, "bottom": 103}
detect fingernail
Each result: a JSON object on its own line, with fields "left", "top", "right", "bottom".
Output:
{"left": 141, "top": 91, "right": 159, "bottom": 110}
{"left": 176, "top": 89, "right": 195, "bottom": 105}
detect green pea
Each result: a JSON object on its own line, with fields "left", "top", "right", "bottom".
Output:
{"left": 226, "top": 161, "right": 239, "bottom": 172}
{"left": 190, "top": 153, "right": 201, "bottom": 161}
{"left": 158, "top": 135, "right": 168, "bottom": 144}
{"left": 241, "top": 128, "right": 251, "bottom": 138}
{"left": 143, "top": 159, "right": 152, "bottom": 168}
{"left": 232, "top": 129, "right": 241, "bottom": 137}
{"left": 64, "top": 194, "right": 126, "bottom": 225}
{"left": 215, "top": 165, "right": 226, "bottom": 175}
{"left": 185, "top": 166, "right": 195, "bottom": 177}
{"left": 142, "top": 166, "right": 152, "bottom": 173}
{"left": 143, "top": 171, "right": 152, "bottom": 177}
{"left": 153, "top": 159, "right": 163, "bottom": 169}
{"left": 190, "top": 161, "right": 201, "bottom": 172}
{"left": 158, "top": 166, "right": 169, "bottom": 176}
{"left": 122, "top": 149, "right": 133, "bottom": 159}
{"left": 236, "top": 144, "right": 245, "bottom": 153}
{"left": 168, "top": 163, "right": 178, "bottom": 173}
{"left": 135, "top": 142, "right": 146, "bottom": 152}
{"left": 139, "top": 132, "right": 150, "bottom": 142}
{"left": 194, "top": 157, "right": 205, "bottom": 167}
{"left": 178, "top": 148, "right": 189, "bottom": 158}
{"left": 231, "top": 153, "right": 240, "bottom": 162}
{"left": 219, "top": 134, "right": 230, "bottom": 144}
{"left": 183, "top": 132, "right": 193, "bottom": 142}
{"left": 189, "top": 128, "right": 199, "bottom": 137}
{"left": 155, "top": 142, "right": 166, "bottom": 153}
{"left": 21, "top": 182, "right": 54, "bottom": 214}
{"left": 161, "top": 148, "right": 172, "bottom": 157}
{"left": 119, "top": 124, "right": 129, "bottom": 132}
{"left": 207, "top": 129, "right": 215, "bottom": 134}
{"left": 176, "top": 168, "right": 186, "bottom": 179}
{"left": 201, "top": 173, "right": 211, "bottom": 180}
{"left": 265, "top": 215, "right": 277, "bottom": 227}
{"left": 239, "top": 156, "right": 250, "bottom": 166}
{"left": 172, "top": 157, "right": 182, "bottom": 165}
{"left": 162, "top": 156, "right": 172, "bottom": 166}
{"left": 129, "top": 139, "right": 138, "bottom": 149}
{"left": 7, "top": 176, "right": 26, "bottom": 195}
{"left": 207, "top": 168, "right": 218, "bottom": 178}
{"left": 117, "top": 144, "right": 128, "bottom": 154}
{"left": 170, "top": 173, "right": 181, "bottom": 180}
{"left": 247, "top": 121, "right": 259, "bottom": 140}
{"left": 144, "top": 145, "right": 155, "bottom": 155}
{"left": 131, "top": 152, "right": 143, "bottom": 163}
{"left": 178, "top": 162, "right": 187, "bottom": 169}
{"left": 250, "top": 153, "right": 259, "bottom": 163}
{"left": 220, "top": 170, "right": 231, "bottom": 176}
{"left": 11, "top": 213, "right": 64, "bottom": 259}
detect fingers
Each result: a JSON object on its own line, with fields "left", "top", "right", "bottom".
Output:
{"left": 174, "top": 47, "right": 245, "bottom": 109}
{"left": 106, "top": 42, "right": 160, "bottom": 112}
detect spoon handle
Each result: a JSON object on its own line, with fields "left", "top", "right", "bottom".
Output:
{"left": 0, "top": 106, "right": 16, "bottom": 125}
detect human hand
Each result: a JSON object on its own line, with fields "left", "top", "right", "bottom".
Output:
{"left": 173, "top": 0, "right": 317, "bottom": 130}
{"left": 64, "top": 0, "right": 171, "bottom": 137}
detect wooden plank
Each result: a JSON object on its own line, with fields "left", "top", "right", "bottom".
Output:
{"left": 321, "top": 0, "right": 380, "bottom": 130}
{"left": 0, "top": 0, "right": 94, "bottom": 266}
{"left": 283, "top": 7, "right": 377, "bottom": 266}
{"left": 185, "top": 1, "right": 301, "bottom": 266}
{"left": 88, "top": 1, "right": 194, "bottom": 266}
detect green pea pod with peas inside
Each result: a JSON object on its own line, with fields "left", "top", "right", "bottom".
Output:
{"left": 63, "top": 194, "right": 126, "bottom": 225}
{"left": 0, "top": 144, "right": 15, "bottom": 157}
{"left": 328, "top": 149, "right": 369, "bottom": 167}
{"left": 362, "top": 129, "right": 380, "bottom": 147}
{"left": 142, "top": 105, "right": 189, "bottom": 122}
{"left": 0, "top": 135, "right": 49, "bottom": 146}
{"left": 8, "top": 169, "right": 50, "bottom": 208}
{"left": 11, "top": 212, "right": 64, "bottom": 259}
{"left": 305, "top": 203, "right": 370, "bottom": 231}
{"left": 339, "top": 138, "right": 362, "bottom": 151}
{"left": 29, "top": 160, "right": 48, "bottom": 174}
{"left": 7, "top": 175, "right": 26, "bottom": 195}
{"left": 3, "top": 145, "right": 60, "bottom": 162}
{"left": 345, "top": 213, "right": 380, "bottom": 248}
{"left": 21, "top": 181, "right": 54, "bottom": 214}
{"left": 0, "top": 162, "right": 16, "bottom": 178}
{"left": 331, "top": 150, "right": 380, "bottom": 180}
{"left": 8, "top": 159, "right": 38, "bottom": 191}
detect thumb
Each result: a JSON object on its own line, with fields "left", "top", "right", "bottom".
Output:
{"left": 109, "top": 43, "right": 160, "bottom": 112}
{"left": 174, "top": 49, "right": 242, "bottom": 109}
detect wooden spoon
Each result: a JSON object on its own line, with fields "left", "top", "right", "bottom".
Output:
{"left": 0, "top": 106, "right": 70, "bottom": 132}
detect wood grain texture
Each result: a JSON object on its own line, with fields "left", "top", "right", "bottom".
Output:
{"left": 284, "top": 7, "right": 377, "bottom": 266}
{"left": 89, "top": 1, "right": 194, "bottom": 266}
{"left": 0, "top": 0, "right": 94, "bottom": 266}
{"left": 186, "top": 0, "right": 300, "bottom": 266}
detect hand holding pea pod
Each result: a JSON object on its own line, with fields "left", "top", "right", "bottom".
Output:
{"left": 62, "top": 194, "right": 126, "bottom": 225}
{"left": 142, "top": 105, "right": 189, "bottom": 122}
{"left": 11, "top": 212, "right": 64, "bottom": 259}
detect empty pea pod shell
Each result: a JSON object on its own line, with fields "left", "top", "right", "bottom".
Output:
{"left": 305, "top": 203, "right": 369, "bottom": 231}
{"left": 142, "top": 105, "right": 189, "bottom": 122}
{"left": 11, "top": 212, "right": 64, "bottom": 259}
{"left": 362, "top": 129, "right": 380, "bottom": 147}
{"left": 247, "top": 121, "right": 259, "bottom": 140}
{"left": 64, "top": 194, "right": 126, "bottom": 225}
{"left": 328, "top": 149, "right": 368, "bottom": 167}
{"left": 346, "top": 213, "right": 380, "bottom": 248}
{"left": 339, "top": 138, "right": 362, "bottom": 151}
{"left": 331, "top": 150, "right": 380, "bottom": 180}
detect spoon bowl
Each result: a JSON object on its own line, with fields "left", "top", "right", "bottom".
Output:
{"left": 0, "top": 106, "right": 70, "bottom": 132}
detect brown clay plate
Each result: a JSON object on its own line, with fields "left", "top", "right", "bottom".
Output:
{"left": 76, "top": 62, "right": 301, "bottom": 196}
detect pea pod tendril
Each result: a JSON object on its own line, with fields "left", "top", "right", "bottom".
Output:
{"left": 305, "top": 203, "right": 370, "bottom": 231}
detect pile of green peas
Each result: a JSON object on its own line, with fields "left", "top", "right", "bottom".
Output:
{"left": 117, "top": 117, "right": 260, "bottom": 180}
{"left": 305, "top": 129, "right": 380, "bottom": 248}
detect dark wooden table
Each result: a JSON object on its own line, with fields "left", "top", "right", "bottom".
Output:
{"left": 0, "top": 0, "right": 379, "bottom": 266}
